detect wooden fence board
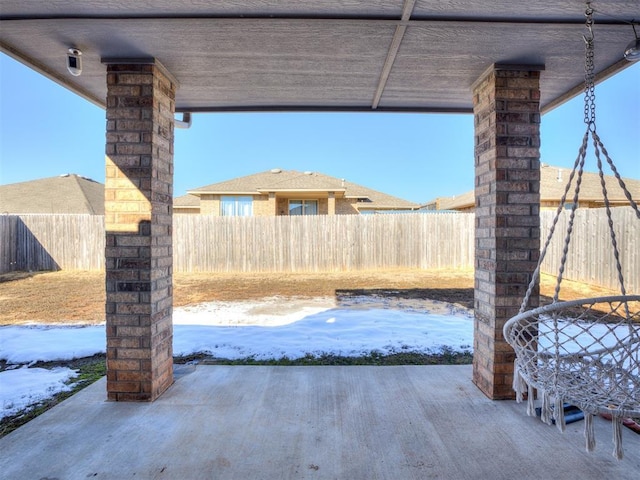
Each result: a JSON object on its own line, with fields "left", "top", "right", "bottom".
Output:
{"left": 539, "top": 207, "right": 638, "bottom": 292}
{"left": 171, "top": 213, "right": 475, "bottom": 272}
{"left": 0, "top": 214, "right": 104, "bottom": 273}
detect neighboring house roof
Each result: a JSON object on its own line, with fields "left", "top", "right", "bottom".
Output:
{"left": 173, "top": 193, "right": 200, "bottom": 209}
{"left": 424, "top": 164, "right": 640, "bottom": 211}
{"left": 0, "top": 174, "right": 105, "bottom": 214}
{"left": 187, "top": 169, "right": 419, "bottom": 211}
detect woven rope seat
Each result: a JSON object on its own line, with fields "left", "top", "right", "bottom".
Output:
{"left": 505, "top": 295, "right": 640, "bottom": 416}
{"left": 503, "top": 4, "right": 640, "bottom": 460}
{"left": 505, "top": 296, "right": 640, "bottom": 459}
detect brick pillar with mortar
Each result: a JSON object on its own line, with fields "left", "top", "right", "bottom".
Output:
{"left": 471, "top": 64, "right": 543, "bottom": 400}
{"left": 328, "top": 192, "right": 336, "bottom": 215}
{"left": 104, "top": 60, "right": 177, "bottom": 401}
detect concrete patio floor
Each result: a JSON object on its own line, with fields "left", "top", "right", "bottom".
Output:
{"left": 1, "top": 365, "right": 638, "bottom": 479}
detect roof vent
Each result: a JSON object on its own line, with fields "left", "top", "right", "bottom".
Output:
{"left": 270, "top": 168, "right": 282, "bottom": 174}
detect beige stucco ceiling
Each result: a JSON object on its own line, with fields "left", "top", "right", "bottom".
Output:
{"left": 0, "top": 1, "right": 638, "bottom": 113}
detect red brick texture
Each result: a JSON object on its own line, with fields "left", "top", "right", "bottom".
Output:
{"left": 472, "top": 67, "right": 542, "bottom": 400}
{"left": 105, "top": 62, "right": 176, "bottom": 401}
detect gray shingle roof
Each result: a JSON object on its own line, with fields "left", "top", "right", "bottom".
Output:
{"left": 173, "top": 193, "right": 200, "bottom": 208}
{"left": 425, "top": 164, "right": 640, "bottom": 210}
{"left": 188, "top": 169, "right": 418, "bottom": 210}
{"left": 0, "top": 174, "right": 105, "bottom": 214}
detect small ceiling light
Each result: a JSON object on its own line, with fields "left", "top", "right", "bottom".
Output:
{"left": 66, "top": 47, "right": 82, "bottom": 76}
{"left": 624, "top": 25, "right": 640, "bottom": 61}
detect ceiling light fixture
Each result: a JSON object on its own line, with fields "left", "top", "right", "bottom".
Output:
{"left": 624, "top": 24, "right": 640, "bottom": 61}
{"left": 590, "top": 8, "right": 640, "bottom": 62}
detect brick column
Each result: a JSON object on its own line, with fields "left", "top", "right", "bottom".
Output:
{"left": 328, "top": 192, "right": 336, "bottom": 215}
{"left": 104, "top": 60, "right": 177, "bottom": 401}
{"left": 268, "top": 192, "right": 277, "bottom": 215}
{"left": 471, "top": 64, "right": 543, "bottom": 400}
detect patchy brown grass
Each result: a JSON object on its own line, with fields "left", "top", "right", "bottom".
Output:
{"left": 0, "top": 268, "right": 629, "bottom": 325}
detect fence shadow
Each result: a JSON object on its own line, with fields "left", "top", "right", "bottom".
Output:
{"left": 0, "top": 216, "right": 60, "bottom": 274}
{"left": 335, "top": 288, "right": 474, "bottom": 309}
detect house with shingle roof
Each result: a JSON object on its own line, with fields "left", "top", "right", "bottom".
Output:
{"left": 422, "top": 164, "right": 640, "bottom": 212}
{"left": 174, "top": 169, "right": 419, "bottom": 215}
{"left": 0, "top": 174, "right": 105, "bottom": 214}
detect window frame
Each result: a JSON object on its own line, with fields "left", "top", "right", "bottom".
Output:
{"left": 288, "top": 199, "right": 319, "bottom": 216}
{"left": 220, "top": 195, "right": 253, "bottom": 216}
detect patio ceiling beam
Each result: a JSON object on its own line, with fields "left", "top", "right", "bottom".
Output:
{"left": 177, "top": 105, "right": 474, "bottom": 114}
{"left": 371, "top": 0, "right": 417, "bottom": 110}
{"left": 0, "top": 14, "right": 632, "bottom": 27}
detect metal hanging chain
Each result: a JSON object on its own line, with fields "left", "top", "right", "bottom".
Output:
{"left": 583, "top": 3, "right": 596, "bottom": 130}
{"left": 519, "top": 2, "right": 638, "bottom": 313}
{"left": 559, "top": 3, "right": 626, "bottom": 300}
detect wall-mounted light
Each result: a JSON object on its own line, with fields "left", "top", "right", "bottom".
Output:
{"left": 624, "top": 25, "right": 640, "bottom": 61}
{"left": 67, "top": 48, "right": 82, "bottom": 76}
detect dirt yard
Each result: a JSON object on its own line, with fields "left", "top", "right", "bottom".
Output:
{"left": 0, "top": 268, "right": 626, "bottom": 325}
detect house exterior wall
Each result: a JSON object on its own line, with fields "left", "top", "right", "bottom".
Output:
{"left": 318, "top": 198, "right": 328, "bottom": 215}
{"left": 328, "top": 192, "right": 336, "bottom": 215}
{"left": 199, "top": 194, "right": 274, "bottom": 216}
{"left": 174, "top": 207, "right": 199, "bottom": 214}
{"left": 276, "top": 197, "right": 288, "bottom": 215}
{"left": 198, "top": 194, "right": 367, "bottom": 215}
{"left": 335, "top": 198, "right": 359, "bottom": 214}
{"left": 252, "top": 194, "right": 273, "bottom": 216}
{"left": 199, "top": 195, "right": 220, "bottom": 215}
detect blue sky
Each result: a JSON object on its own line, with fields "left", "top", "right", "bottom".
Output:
{"left": 0, "top": 54, "right": 638, "bottom": 204}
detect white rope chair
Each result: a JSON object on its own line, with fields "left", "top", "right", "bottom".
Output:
{"left": 505, "top": 296, "right": 640, "bottom": 459}
{"left": 503, "top": 3, "right": 640, "bottom": 460}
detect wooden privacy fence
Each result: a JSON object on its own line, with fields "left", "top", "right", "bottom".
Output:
{"left": 539, "top": 207, "right": 639, "bottom": 293}
{"left": 173, "top": 213, "right": 474, "bottom": 272}
{"left": 0, "top": 209, "right": 637, "bottom": 291}
{"left": 0, "top": 214, "right": 105, "bottom": 272}
{"left": 0, "top": 213, "right": 473, "bottom": 274}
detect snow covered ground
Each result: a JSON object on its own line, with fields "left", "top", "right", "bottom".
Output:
{"left": 0, "top": 295, "right": 473, "bottom": 421}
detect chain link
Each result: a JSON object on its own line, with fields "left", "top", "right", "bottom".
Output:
{"left": 521, "top": 2, "right": 633, "bottom": 307}
{"left": 583, "top": 3, "right": 596, "bottom": 129}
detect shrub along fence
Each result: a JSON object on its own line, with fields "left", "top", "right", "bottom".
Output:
{"left": 0, "top": 209, "right": 637, "bottom": 291}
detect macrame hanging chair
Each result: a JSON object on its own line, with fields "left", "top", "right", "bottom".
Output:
{"left": 503, "top": 4, "right": 640, "bottom": 461}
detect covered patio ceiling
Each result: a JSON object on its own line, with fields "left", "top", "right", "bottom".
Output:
{"left": 0, "top": 1, "right": 637, "bottom": 114}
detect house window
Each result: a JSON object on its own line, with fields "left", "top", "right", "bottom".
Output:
{"left": 220, "top": 196, "right": 253, "bottom": 216}
{"left": 289, "top": 199, "right": 318, "bottom": 216}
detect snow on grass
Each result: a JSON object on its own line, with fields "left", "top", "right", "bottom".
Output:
{"left": 173, "top": 305, "right": 473, "bottom": 359}
{"left": 1, "top": 297, "right": 473, "bottom": 364}
{"left": 0, "top": 325, "right": 106, "bottom": 365}
{"left": 0, "top": 296, "right": 473, "bottom": 421}
{"left": 1, "top": 367, "right": 77, "bottom": 419}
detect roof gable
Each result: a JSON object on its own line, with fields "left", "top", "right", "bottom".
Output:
{"left": 174, "top": 193, "right": 200, "bottom": 208}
